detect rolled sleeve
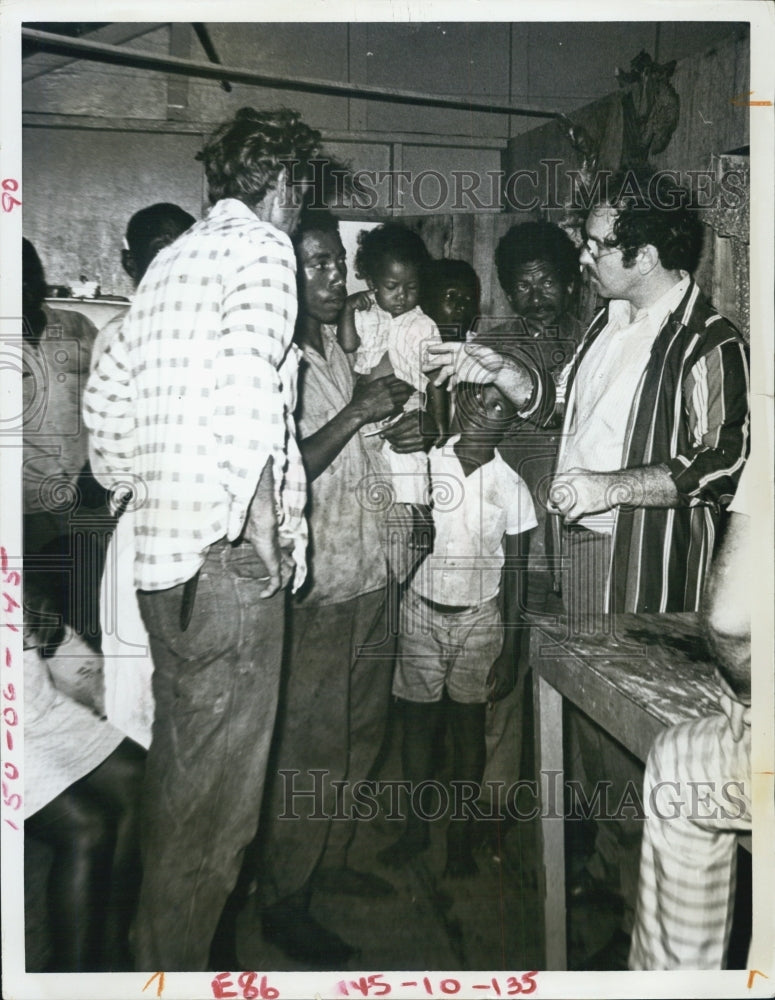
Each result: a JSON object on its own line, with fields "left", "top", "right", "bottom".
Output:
{"left": 667, "top": 337, "right": 750, "bottom": 504}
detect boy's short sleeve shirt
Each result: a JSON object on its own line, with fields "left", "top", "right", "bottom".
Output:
{"left": 412, "top": 439, "right": 537, "bottom": 606}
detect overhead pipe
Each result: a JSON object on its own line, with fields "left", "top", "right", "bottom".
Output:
{"left": 191, "top": 23, "right": 232, "bottom": 93}
{"left": 21, "top": 27, "right": 560, "bottom": 121}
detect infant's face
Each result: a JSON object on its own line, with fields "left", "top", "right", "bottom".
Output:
{"left": 370, "top": 259, "right": 419, "bottom": 317}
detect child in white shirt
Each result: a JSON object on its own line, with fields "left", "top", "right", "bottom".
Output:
{"left": 338, "top": 225, "right": 447, "bottom": 535}
{"left": 377, "top": 380, "right": 536, "bottom": 877}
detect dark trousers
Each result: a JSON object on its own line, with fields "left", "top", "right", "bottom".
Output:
{"left": 260, "top": 588, "right": 395, "bottom": 906}
{"left": 133, "top": 539, "right": 285, "bottom": 970}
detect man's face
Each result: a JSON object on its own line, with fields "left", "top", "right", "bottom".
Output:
{"left": 507, "top": 259, "right": 571, "bottom": 328}
{"left": 580, "top": 206, "right": 639, "bottom": 302}
{"left": 296, "top": 229, "right": 347, "bottom": 323}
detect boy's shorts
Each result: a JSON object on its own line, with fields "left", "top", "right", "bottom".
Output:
{"left": 393, "top": 586, "right": 503, "bottom": 704}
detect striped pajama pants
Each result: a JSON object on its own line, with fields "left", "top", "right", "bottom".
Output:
{"left": 628, "top": 713, "right": 751, "bottom": 969}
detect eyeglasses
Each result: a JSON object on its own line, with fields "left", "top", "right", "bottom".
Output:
{"left": 582, "top": 236, "right": 621, "bottom": 261}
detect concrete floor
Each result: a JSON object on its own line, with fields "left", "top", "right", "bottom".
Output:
{"left": 24, "top": 793, "right": 546, "bottom": 974}
{"left": 23, "top": 790, "right": 752, "bottom": 974}
{"left": 236, "top": 809, "right": 544, "bottom": 973}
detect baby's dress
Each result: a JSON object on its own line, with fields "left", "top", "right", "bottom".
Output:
{"left": 354, "top": 299, "right": 441, "bottom": 505}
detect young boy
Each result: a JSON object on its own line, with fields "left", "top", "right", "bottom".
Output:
{"left": 378, "top": 381, "right": 536, "bottom": 876}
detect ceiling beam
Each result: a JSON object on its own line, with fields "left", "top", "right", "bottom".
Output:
{"left": 21, "top": 27, "right": 560, "bottom": 121}
{"left": 22, "top": 23, "right": 166, "bottom": 81}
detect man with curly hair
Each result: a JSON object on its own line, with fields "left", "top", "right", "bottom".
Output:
{"left": 549, "top": 168, "right": 749, "bottom": 619}
{"left": 84, "top": 107, "right": 320, "bottom": 970}
{"left": 546, "top": 167, "right": 750, "bottom": 965}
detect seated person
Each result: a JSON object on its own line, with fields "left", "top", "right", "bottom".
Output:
{"left": 378, "top": 380, "right": 536, "bottom": 876}
{"left": 24, "top": 573, "right": 145, "bottom": 971}
{"left": 420, "top": 258, "right": 481, "bottom": 343}
{"left": 629, "top": 458, "right": 754, "bottom": 969}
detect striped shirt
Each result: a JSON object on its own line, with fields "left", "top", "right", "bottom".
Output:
{"left": 83, "top": 198, "right": 307, "bottom": 592}
{"left": 553, "top": 280, "right": 749, "bottom": 613}
{"left": 558, "top": 276, "right": 690, "bottom": 533}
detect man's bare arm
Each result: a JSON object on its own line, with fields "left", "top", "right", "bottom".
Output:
{"left": 547, "top": 464, "right": 679, "bottom": 521}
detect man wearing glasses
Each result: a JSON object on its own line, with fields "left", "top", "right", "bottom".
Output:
{"left": 549, "top": 168, "right": 749, "bottom": 620}
{"left": 546, "top": 166, "right": 749, "bottom": 965}
{"left": 425, "top": 170, "right": 750, "bottom": 960}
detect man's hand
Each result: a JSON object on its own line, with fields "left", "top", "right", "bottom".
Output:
{"left": 487, "top": 650, "right": 518, "bottom": 703}
{"left": 349, "top": 375, "right": 413, "bottom": 426}
{"left": 244, "top": 457, "right": 283, "bottom": 598}
{"left": 381, "top": 407, "right": 438, "bottom": 454}
{"left": 344, "top": 290, "right": 373, "bottom": 313}
{"left": 424, "top": 342, "right": 534, "bottom": 409}
{"left": 425, "top": 341, "right": 506, "bottom": 390}
{"left": 546, "top": 468, "right": 620, "bottom": 522}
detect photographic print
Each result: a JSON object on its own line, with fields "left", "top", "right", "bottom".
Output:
{"left": 1, "top": 3, "right": 773, "bottom": 998}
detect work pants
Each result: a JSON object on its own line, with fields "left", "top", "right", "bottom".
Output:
{"left": 133, "top": 539, "right": 285, "bottom": 970}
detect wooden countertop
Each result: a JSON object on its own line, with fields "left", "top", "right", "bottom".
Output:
{"left": 530, "top": 612, "right": 723, "bottom": 763}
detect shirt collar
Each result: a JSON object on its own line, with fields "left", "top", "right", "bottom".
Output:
{"left": 638, "top": 273, "right": 691, "bottom": 329}
{"left": 299, "top": 323, "right": 338, "bottom": 361}
{"left": 208, "top": 198, "right": 292, "bottom": 250}
{"left": 209, "top": 197, "right": 259, "bottom": 222}
{"left": 608, "top": 274, "right": 691, "bottom": 333}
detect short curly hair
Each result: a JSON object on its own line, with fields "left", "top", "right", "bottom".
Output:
{"left": 125, "top": 203, "right": 195, "bottom": 255}
{"left": 597, "top": 167, "right": 704, "bottom": 272}
{"left": 354, "top": 223, "right": 431, "bottom": 283}
{"left": 292, "top": 207, "right": 341, "bottom": 248}
{"left": 197, "top": 107, "right": 322, "bottom": 207}
{"left": 495, "top": 221, "right": 579, "bottom": 299}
